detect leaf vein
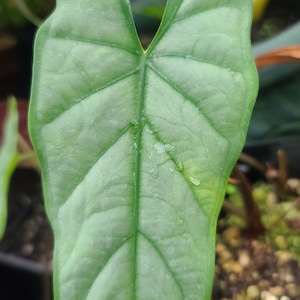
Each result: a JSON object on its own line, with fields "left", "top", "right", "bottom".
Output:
{"left": 146, "top": 65, "right": 226, "bottom": 140}
{"left": 83, "top": 236, "right": 134, "bottom": 300}
{"left": 44, "top": 69, "right": 139, "bottom": 125}
{"left": 138, "top": 231, "right": 185, "bottom": 298}
{"left": 148, "top": 54, "right": 239, "bottom": 74}
{"left": 60, "top": 124, "right": 131, "bottom": 207}
{"left": 51, "top": 34, "right": 140, "bottom": 55}
{"left": 144, "top": 120, "right": 208, "bottom": 219}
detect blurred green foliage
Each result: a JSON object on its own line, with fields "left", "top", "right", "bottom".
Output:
{"left": 228, "top": 182, "right": 300, "bottom": 264}
{"left": 0, "top": 0, "right": 55, "bottom": 27}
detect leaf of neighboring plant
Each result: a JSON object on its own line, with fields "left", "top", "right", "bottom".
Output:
{"left": 253, "top": 21, "right": 300, "bottom": 88}
{"left": 0, "top": 100, "right": 30, "bottom": 147}
{"left": 0, "top": 100, "right": 39, "bottom": 170}
{"left": 29, "top": 0, "right": 257, "bottom": 299}
{"left": 252, "top": 0, "right": 270, "bottom": 23}
{"left": 0, "top": 97, "right": 19, "bottom": 240}
{"left": 255, "top": 45, "right": 300, "bottom": 68}
{"left": 252, "top": 46, "right": 300, "bottom": 141}
{"left": 248, "top": 70, "right": 300, "bottom": 141}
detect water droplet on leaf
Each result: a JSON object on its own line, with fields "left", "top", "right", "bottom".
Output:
{"left": 154, "top": 142, "right": 174, "bottom": 154}
{"left": 189, "top": 176, "right": 200, "bottom": 186}
{"left": 146, "top": 128, "right": 153, "bottom": 135}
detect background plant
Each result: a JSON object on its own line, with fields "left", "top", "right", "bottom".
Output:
{"left": 0, "top": 98, "right": 39, "bottom": 240}
{"left": 0, "top": 97, "right": 18, "bottom": 239}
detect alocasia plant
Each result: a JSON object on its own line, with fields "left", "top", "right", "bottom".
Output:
{"left": 29, "top": 0, "right": 258, "bottom": 299}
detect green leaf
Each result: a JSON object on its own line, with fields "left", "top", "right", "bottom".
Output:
{"left": 131, "top": 0, "right": 167, "bottom": 19}
{"left": 29, "top": 0, "right": 257, "bottom": 299}
{"left": 248, "top": 70, "right": 300, "bottom": 141}
{"left": 0, "top": 97, "right": 19, "bottom": 240}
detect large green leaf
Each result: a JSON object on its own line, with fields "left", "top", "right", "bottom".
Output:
{"left": 29, "top": 0, "right": 257, "bottom": 299}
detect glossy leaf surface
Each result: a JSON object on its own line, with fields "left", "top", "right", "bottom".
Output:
{"left": 29, "top": 0, "right": 257, "bottom": 299}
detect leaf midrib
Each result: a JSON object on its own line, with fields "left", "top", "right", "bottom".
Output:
{"left": 131, "top": 55, "right": 147, "bottom": 298}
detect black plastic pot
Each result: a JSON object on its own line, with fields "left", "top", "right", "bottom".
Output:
{"left": 0, "top": 252, "right": 52, "bottom": 300}
{"left": 0, "top": 168, "right": 53, "bottom": 300}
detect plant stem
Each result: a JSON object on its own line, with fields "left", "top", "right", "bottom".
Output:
{"left": 239, "top": 152, "right": 266, "bottom": 174}
{"left": 222, "top": 200, "right": 246, "bottom": 219}
{"left": 231, "top": 165, "right": 266, "bottom": 238}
